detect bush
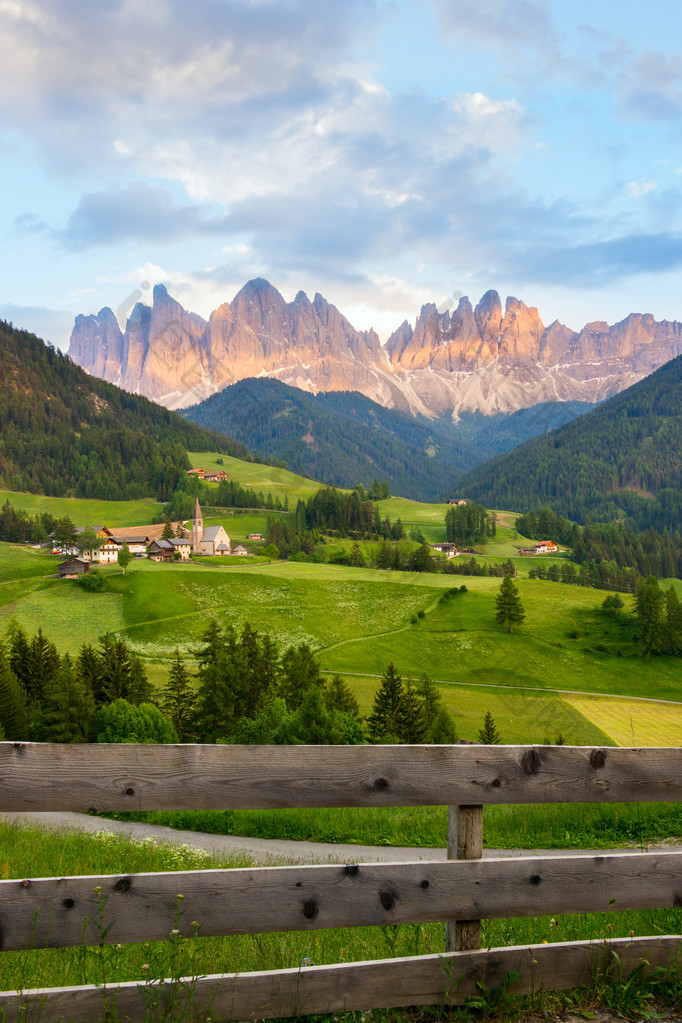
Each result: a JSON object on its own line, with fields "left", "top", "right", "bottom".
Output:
{"left": 76, "top": 569, "right": 105, "bottom": 592}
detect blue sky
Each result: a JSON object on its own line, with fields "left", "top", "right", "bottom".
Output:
{"left": 3, "top": 0, "right": 682, "bottom": 349}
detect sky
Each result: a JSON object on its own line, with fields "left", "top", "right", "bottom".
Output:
{"left": 3, "top": 0, "right": 682, "bottom": 350}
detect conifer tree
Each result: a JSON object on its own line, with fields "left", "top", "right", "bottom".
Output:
{"left": 396, "top": 677, "right": 426, "bottom": 743}
{"left": 367, "top": 662, "right": 404, "bottom": 742}
{"left": 635, "top": 575, "right": 666, "bottom": 657}
{"left": 428, "top": 706, "right": 457, "bottom": 743}
{"left": 664, "top": 585, "right": 682, "bottom": 655}
{"left": 160, "top": 649, "right": 197, "bottom": 742}
{"left": 478, "top": 710, "right": 502, "bottom": 744}
{"left": 161, "top": 518, "right": 175, "bottom": 540}
{"left": 0, "top": 641, "right": 29, "bottom": 740}
{"left": 280, "top": 643, "right": 324, "bottom": 710}
{"left": 324, "top": 675, "right": 360, "bottom": 719}
{"left": 494, "top": 575, "right": 525, "bottom": 633}
{"left": 41, "top": 655, "right": 95, "bottom": 743}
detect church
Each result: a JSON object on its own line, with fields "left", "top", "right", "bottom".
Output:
{"left": 192, "top": 499, "right": 232, "bottom": 556}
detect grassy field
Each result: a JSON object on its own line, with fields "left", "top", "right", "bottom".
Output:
{"left": 564, "top": 694, "right": 682, "bottom": 747}
{"left": 188, "top": 451, "right": 322, "bottom": 503}
{"left": 3, "top": 548, "right": 681, "bottom": 711}
{"left": 1, "top": 816, "right": 681, "bottom": 1006}
{"left": 0, "top": 489, "right": 163, "bottom": 526}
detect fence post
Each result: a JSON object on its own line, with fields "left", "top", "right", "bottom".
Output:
{"left": 446, "top": 804, "right": 483, "bottom": 952}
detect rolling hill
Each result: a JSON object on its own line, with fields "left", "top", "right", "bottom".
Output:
{"left": 183, "top": 376, "right": 593, "bottom": 501}
{"left": 458, "top": 353, "right": 682, "bottom": 532}
{"left": 0, "top": 320, "right": 253, "bottom": 501}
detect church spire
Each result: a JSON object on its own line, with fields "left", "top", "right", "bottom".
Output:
{"left": 192, "top": 498, "right": 203, "bottom": 554}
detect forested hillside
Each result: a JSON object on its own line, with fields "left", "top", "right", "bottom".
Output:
{"left": 183, "top": 377, "right": 593, "bottom": 501}
{"left": 458, "top": 354, "right": 682, "bottom": 532}
{"left": 0, "top": 321, "right": 252, "bottom": 500}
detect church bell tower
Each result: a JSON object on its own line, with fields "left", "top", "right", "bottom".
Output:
{"left": 192, "top": 498, "right": 203, "bottom": 554}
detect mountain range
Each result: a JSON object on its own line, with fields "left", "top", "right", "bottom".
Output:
{"left": 69, "top": 279, "right": 682, "bottom": 417}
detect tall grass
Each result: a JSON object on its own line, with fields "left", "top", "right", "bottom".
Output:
{"left": 107, "top": 799, "right": 682, "bottom": 849}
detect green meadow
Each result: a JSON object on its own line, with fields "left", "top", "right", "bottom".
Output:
{"left": 188, "top": 451, "right": 322, "bottom": 502}
{"left": 0, "top": 489, "right": 163, "bottom": 527}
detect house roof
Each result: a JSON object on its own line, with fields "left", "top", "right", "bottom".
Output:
{"left": 232, "top": 544, "right": 247, "bottom": 552}
{"left": 216, "top": 543, "right": 230, "bottom": 551}
{"left": 169, "top": 538, "right": 189, "bottom": 547}
{"left": 112, "top": 535, "right": 149, "bottom": 544}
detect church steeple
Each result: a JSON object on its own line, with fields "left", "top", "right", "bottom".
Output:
{"left": 192, "top": 498, "right": 203, "bottom": 554}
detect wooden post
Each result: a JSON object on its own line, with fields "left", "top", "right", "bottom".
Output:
{"left": 446, "top": 804, "right": 483, "bottom": 952}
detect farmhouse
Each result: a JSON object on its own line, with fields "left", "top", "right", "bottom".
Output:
{"left": 248, "top": 533, "right": 263, "bottom": 540}
{"left": 203, "top": 470, "right": 229, "bottom": 482}
{"left": 148, "top": 538, "right": 191, "bottom": 561}
{"left": 446, "top": 498, "right": 469, "bottom": 506}
{"left": 533, "top": 541, "right": 558, "bottom": 554}
{"left": 430, "top": 542, "right": 458, "bottom": 557}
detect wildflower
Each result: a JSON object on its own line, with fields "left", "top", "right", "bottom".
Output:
{"left": 301, "top": 957, "right": 311, "bottom": 967}
{"left": 176, "top": 894, "right": 185, "bottom": 901}
{"left": 170, "top": 928, "right": 180, "bottom": 936}
{"left": 93, "top": 886, "right": 102, "bottom": 894}
{"left": 141, "top": 964, "right": 150, "bottom": 971}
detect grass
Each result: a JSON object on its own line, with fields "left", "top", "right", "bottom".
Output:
{"left": 188, "top": 451, "right": 323, "bottom": 503}
{"left": 0, "top": 489, "right": 163, "bottom": 526}
{"left": 564, "top": 693, "right": 682, "bottom": 746}
{"left": 109, "top": 798, "right": 682, "bottom": 850}
{"left": 1, "top": 815, "right": 680, "bottom": 1016}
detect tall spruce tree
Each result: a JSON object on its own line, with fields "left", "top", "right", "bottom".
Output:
{"left": 494, "top": 575, "right": 525, "bottom": 633}
{"left": 396, "top": 677, "right": 426, "bottom": 742}
{"left": 0, "top": 641, "right": 29, "bottom": 740}
{"left": 478, "top": 710, "right": 502, "bottom": 744}
{"left": 40, "top": 655, "right": 95, "bottom": 743}
{"left": 367, "top": 662, "right": 404, "bottom": 742}
{"left": 160, "top": 650, "right": 197, "bottom": 742}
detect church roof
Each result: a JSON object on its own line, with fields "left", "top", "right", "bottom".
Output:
{"left": 202, "top": 525, "right": 229, "bottom": 542}
{"left": 194, "top": 497, "right": 202, "bottom": 519}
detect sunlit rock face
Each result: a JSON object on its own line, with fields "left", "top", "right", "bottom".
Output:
{"left": 69, "top": 281, "right": 682, "bottom": 416}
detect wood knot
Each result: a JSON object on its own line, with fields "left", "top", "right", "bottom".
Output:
{"left": 590, "top": 749, "right": 607, "bottom": 769}
{"left": 372, "top": 777, "right": 389, "bottom": 792}
{"left": 521, "top": 749, "right": 542, "bottom": 775}
{"left": 302, "top": 899, "right": 318, "bottom": 920}
{"left": 125, "top": 787, "right": 135, "bottom": 796}
{"left": 379, "top": 889, "right": 396, "bottom": 911}
{"left": 21, "top": 879, "right": 31, "bottom": 888}
{"left": 344, "top": 864, "right": 359, "bottom": 876}
{"left": 529, "top": 874, "right": 542, "bottom": 885}
{"left": 62, "top": 897, "right": 75, "bottom": 909}
{"left": 420, "top": 880, "right": 430, "bottom": 889}
{"left": 491, "top": 778, "right": 501, "bottom": 788}
{"left": 114, "top": 877, "right": 131, "bottom": 893}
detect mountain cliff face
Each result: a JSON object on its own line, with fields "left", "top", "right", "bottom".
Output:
{"left": 69, "top": 280, "right": 682, "bottom": 416}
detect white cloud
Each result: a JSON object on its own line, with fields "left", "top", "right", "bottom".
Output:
{"left": 626, "top": 179, "right": 659, "bottom": 198}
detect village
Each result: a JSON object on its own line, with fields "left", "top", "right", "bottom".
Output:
{"left": 55, "top": 499, "right": 264, "bottom": 578}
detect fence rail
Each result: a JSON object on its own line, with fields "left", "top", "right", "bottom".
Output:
{"left": 1, "top": 742, "right": 681, "bottom": 1022}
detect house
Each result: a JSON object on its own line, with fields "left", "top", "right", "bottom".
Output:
{"left": 430, "top": 542, "right": 458, "bottom": 557}
{"left": 248, "top": 533, "right": 263, "bottom": 541}
{"left": 148, "top": 538, "right": 191, "bottom": 561}
{"left": 533, "top": 541, "right": 558, "bottom": 554}
{"left": 203, "top": 470, "right": 229, "bottom": 482}
{"left": 231, "top": 544, "right": 249, "bottom": 555}
{"left": 201, "top": 525, "right": 231, "bottom": 555}
{"left": 446, "top": 498, "right": 469, "bottom": 506}
{"left": 58, "top": 558, "right": 90, "bottom": 578}
{"left": 186, "top": 468, "right": 205, "bottom": 478}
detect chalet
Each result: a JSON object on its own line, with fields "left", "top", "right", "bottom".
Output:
{"left": 201, "top": 524, "right": 231, "bottom": 555}
{"left": 446, "top": 498, "right": 469, "bottom": 506}
{"left": 58, "top": 558, "right": 90, "bottom": 579}
{"left": 186, "top": 468, "right": 205, "bottom": 478}
{"left": 148, "top": 538, "right": 191, "bottom": 561}
{"left": 248, "top": 533, "right": 263, "bottom": 541}
{"left": 533, "top": 541, "right": 558, "bottom": 554}
{"left": 430, "top": 542, "right": 458, "bottom": 558}
{"left": 203, "top": 470, "right": 229, "bottom": 482}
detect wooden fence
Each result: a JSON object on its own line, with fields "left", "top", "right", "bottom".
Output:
{"left": 0, "top": 742, "right": 681, "bottom": 1022}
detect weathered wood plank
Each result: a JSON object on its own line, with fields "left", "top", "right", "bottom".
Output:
{"left": 1, "top": 937, "right": 679, "bottom": 1023}
{"left": 2, "top": 743, "right": 681, "bottom": 811}
{"left": 2, "top": 852, "right": 681, "bottom": 952}
{"left": 446, "top": 804, "right": 483, "bottom": 952}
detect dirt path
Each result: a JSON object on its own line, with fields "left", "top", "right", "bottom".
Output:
{"left": 3, "top": 811, "right": 680, "bottom": 866}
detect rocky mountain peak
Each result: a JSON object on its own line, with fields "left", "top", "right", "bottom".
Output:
{"left": 69, "top": 280, "right": 682, "bottom": 416}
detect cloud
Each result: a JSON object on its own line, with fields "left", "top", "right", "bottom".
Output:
{"left": 511, "top": 231, "right": 682, "bottom": 288}
{"left": 50, "top": 181, "right": 233, "bottom": 250}
{"left": 0, "top": 303, "right": 75, "bottom": 349}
